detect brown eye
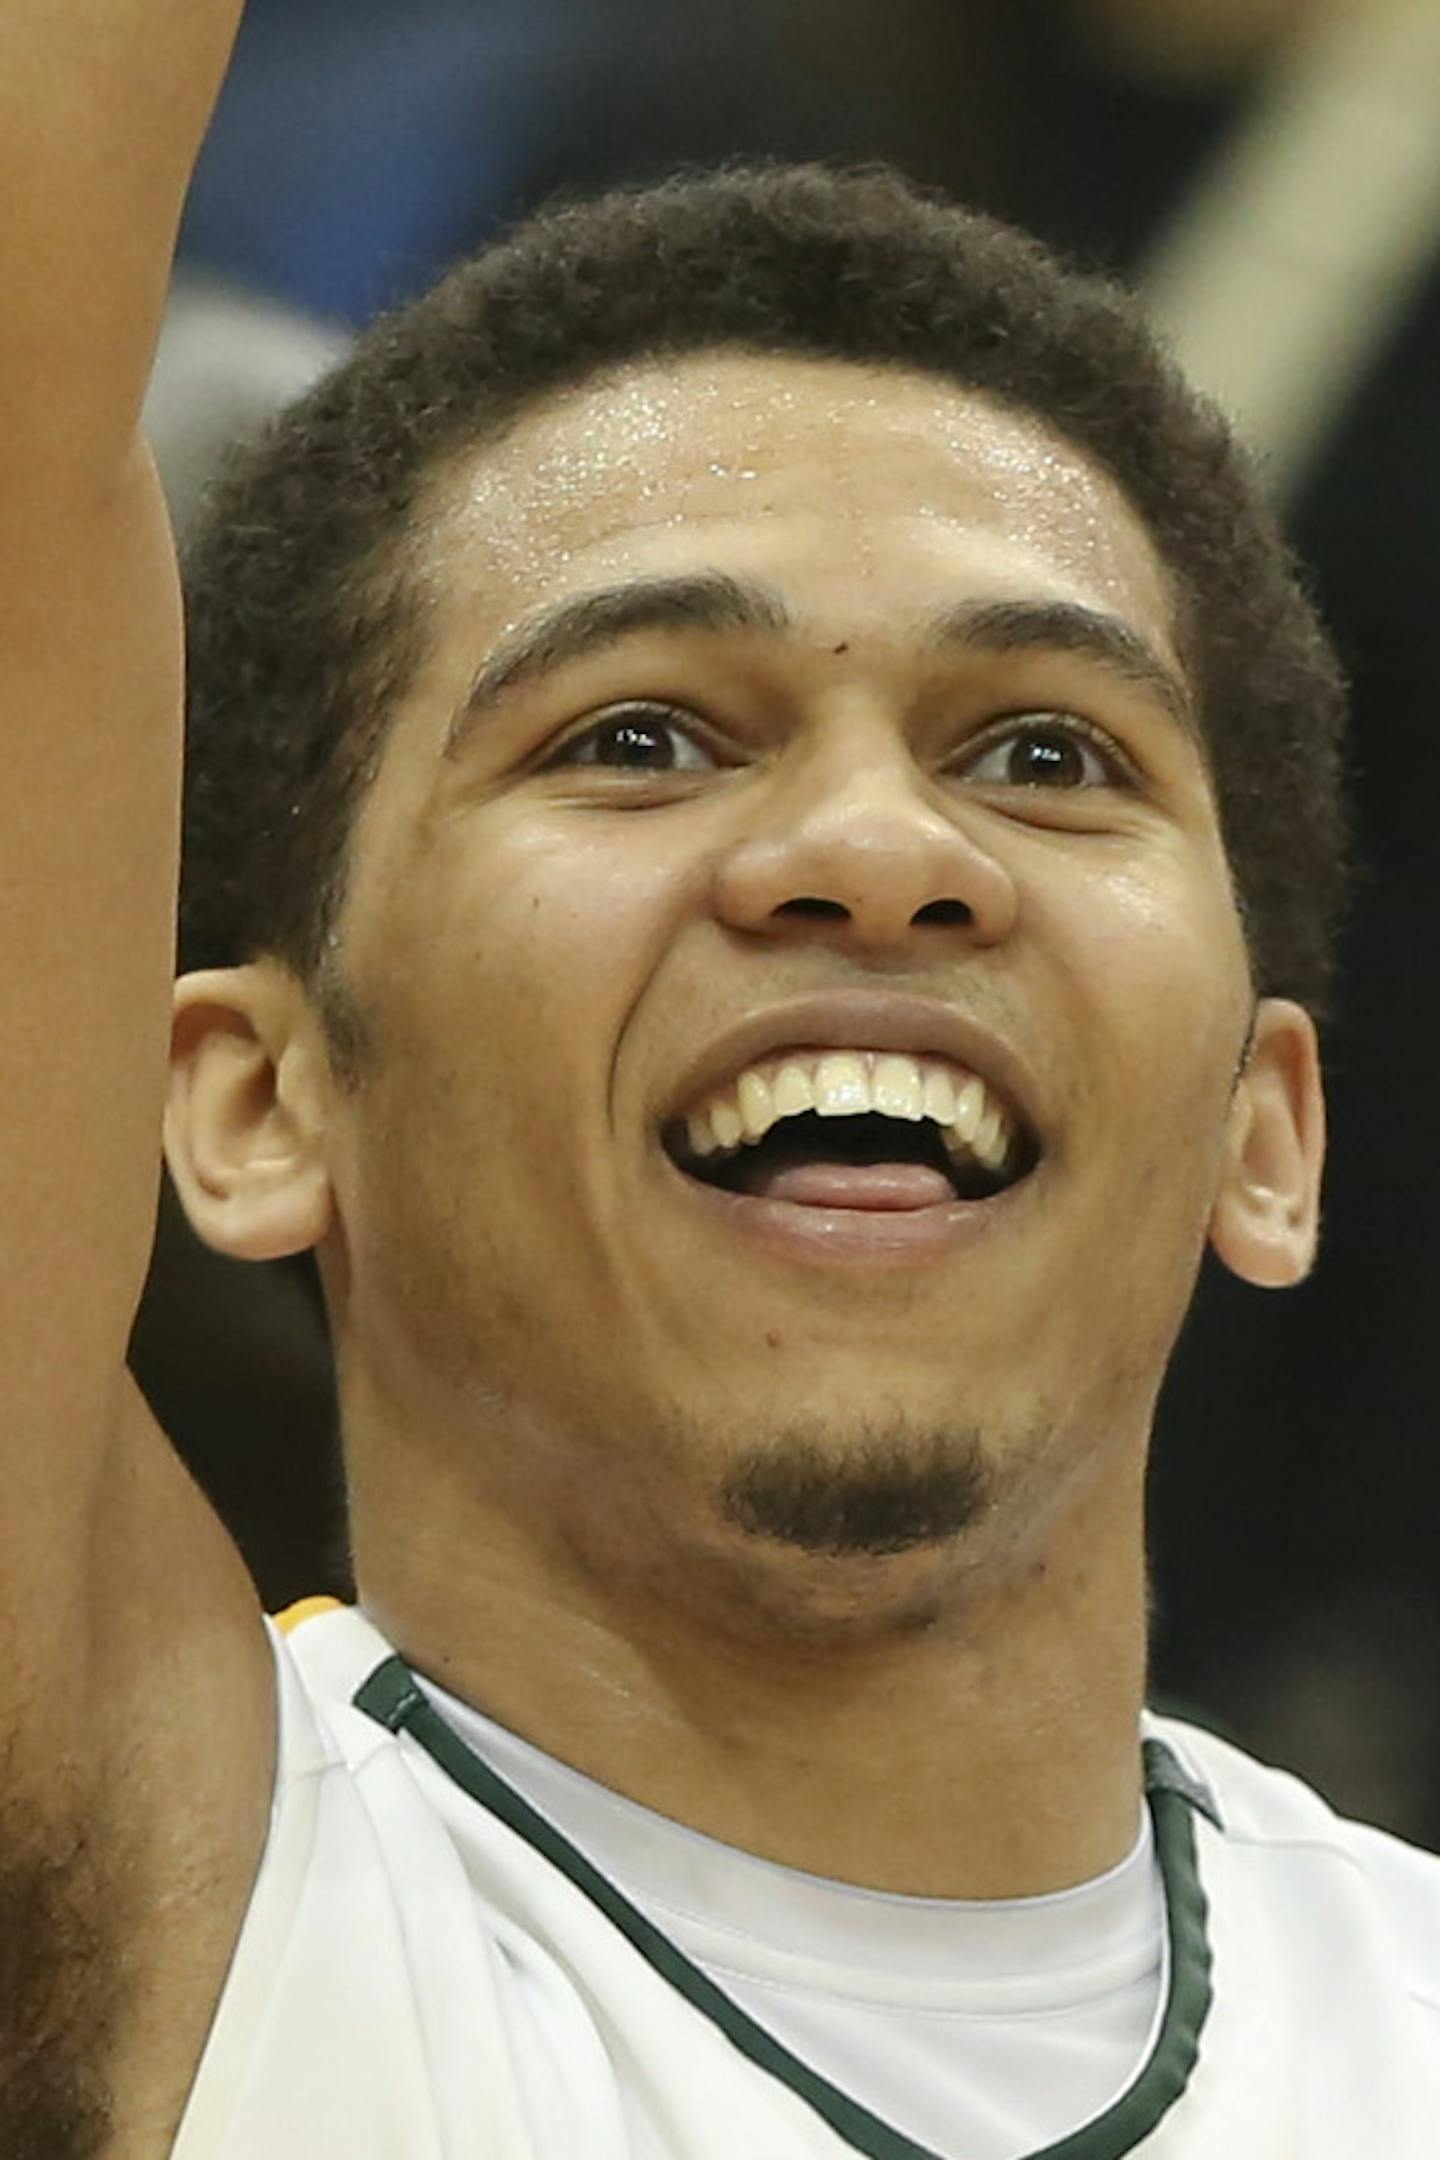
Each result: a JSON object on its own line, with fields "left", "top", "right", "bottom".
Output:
{"left": 555, "top": 703, "right": 715, "bottom": 773}
{"left": 964, "top": 719, "right": 1114, "bottom": 790}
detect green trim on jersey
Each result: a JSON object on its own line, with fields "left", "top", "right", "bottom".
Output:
{"left": 355, "top": 1656, "right": 1214, "bottom": 2160}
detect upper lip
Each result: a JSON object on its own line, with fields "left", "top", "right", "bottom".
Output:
{"left": 659, "top": 991, "right": 1043, "bottom": 1142}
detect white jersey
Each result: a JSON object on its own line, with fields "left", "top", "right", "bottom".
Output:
{"left": 172, "top": 1601, "right": 1440, "bottom": 2159}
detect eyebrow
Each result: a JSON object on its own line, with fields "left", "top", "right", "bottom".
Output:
{"left": 443, "top": 569, "right": 1194, "bottom": 758}
{"left": 444, "top": 572, "right": 789, "bottom": 757}
{"left": 924, "top": 595, "right": 1194, "bottom": 733}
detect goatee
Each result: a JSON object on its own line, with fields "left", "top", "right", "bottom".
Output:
{"left": 721, "top": 1424, "right": 993, "bottom": 1556}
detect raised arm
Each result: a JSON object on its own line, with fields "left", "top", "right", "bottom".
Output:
{"left": 0, "top": 0, "right": 248, "bottom": 1635}
{"left": 0, "top": 1, "right": 245, "bottom": 472}
{"left": 0, "top": 11, "right": 276, "bottom": 2141}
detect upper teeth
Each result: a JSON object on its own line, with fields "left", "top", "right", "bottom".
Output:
{"left": 682, "top": 1051, "right": 1018, "bottom": 1174}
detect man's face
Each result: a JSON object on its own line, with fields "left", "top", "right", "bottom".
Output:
{"left": 318, "top": 353, "right": 1261, "bottom": 1588}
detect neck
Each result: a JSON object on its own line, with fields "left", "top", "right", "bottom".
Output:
{"left": 352, "top": 1437, "right": 1149, "bottom": 1900}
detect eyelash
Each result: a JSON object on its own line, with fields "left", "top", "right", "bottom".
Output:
{"left": 960, "top": 710, "right": 1135, "bottom": 790}
{"left": 542, "top": 701, "right": 1136, "bottom": 790}
{"left": 544, "top": 702, "right": 725, "bottom": 776}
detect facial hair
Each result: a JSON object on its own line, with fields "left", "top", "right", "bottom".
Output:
{"left": 720, "top": 1419, "right": 994, "bottom": 1557}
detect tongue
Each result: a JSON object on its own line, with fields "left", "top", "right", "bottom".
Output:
{"left": 745, "top": 1159, "right": 956, "bottom": 1210}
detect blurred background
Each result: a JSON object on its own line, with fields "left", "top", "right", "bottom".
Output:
{"left": 132, "top": 0, "right": 1440, "bottom": 1845}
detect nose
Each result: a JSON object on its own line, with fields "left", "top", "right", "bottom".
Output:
{"left": 710, "top": 720, "right": 1018, "bottom": 954}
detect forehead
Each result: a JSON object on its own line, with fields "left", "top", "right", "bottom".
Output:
{"left": 414, "top": 351, "right": 1179, "bottom": 677}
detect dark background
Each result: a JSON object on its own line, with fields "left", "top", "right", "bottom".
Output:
{"left": 132, "top": 0, "right": 1440, "bottom": 1846}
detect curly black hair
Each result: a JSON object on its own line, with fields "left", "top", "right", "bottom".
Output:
{"left": 180, "top": 163, "right": 1349, "bottom": 1042}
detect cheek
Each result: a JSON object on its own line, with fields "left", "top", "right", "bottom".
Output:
{"left": 339, "top": 816, "right": 706, "bottom": 1404}
{"left": 458, "top": 823, "right": 703, "bottom": 1140}
{"left": 1020, "top": 863, "right": 1246, "bottom": 1420}
{"left": 357, "top": 814, "right": 698, "bottom": 1223}
{"left": 382, "top": 811, "right": 660, "bottom": 1030}
{"left": 1046, "top": 853, "right": 1250, "bottom": 1177}
{"left": 469, "top": 808, "right": 695, "bottom": 954}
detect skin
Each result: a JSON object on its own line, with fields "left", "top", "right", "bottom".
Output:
{"left": 168, "top": 352, "right": 1324, "bottom": 1898}
{"left": 1, "top": 8, "right": 273, "bottom": 2152}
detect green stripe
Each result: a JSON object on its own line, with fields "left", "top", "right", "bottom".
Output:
{"left": 355, "top": 1660, "right": 1213, "bottom": 2160}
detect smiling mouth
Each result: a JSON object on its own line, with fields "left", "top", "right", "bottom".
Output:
{"left": 662, "top": 1049, "right": 1039, "bottom": 1210}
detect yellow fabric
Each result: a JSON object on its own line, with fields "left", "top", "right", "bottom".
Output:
{"left": 273, "top": 1595, "right": 347, "bottom": 1635}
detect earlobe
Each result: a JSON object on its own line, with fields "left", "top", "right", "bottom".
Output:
{"left": 165, "top": 964, "right": 334, "bottom": 1263}
{"left": 1209, "top": 997, "right": 1325, "bottom": 1289}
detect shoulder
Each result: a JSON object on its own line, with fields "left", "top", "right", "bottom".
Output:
{"left": 170, "top": 1604, "right": 480, "bottom": 2158}
{"left": 1147, "top": 1707, "right": 1440, "bottom": 2014}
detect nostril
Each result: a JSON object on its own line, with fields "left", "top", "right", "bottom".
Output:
{"left": 914, "top": 899, "right": 972, "bottom": 927}
{"left": 776, "top": 896, "right": 849, "bottom": 920}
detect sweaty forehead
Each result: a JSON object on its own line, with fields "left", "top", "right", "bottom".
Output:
{"left": 415, "top": 352, "right": 1175, "bottom": 645}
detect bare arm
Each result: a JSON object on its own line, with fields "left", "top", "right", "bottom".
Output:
{"left": 0, "top": 0, "right": 267, "bottom": 1831}
{"left": 0, "top": 1, "right": 245, "bottom": 471}
{"left": 0, "top": 6, "right": 288, "bottom": 2144}
{"left": 0, "top": 0, "right": 244, "bottom": 1570}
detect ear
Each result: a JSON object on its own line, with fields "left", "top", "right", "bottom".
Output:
{"left": 1208, "top": 997, "right": 1325, "bottom": 1289}
{"left": 165, "top": 963, "right": 335, "bottom": 1263}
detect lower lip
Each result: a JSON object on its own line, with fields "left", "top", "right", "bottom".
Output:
{"left": 664, "top": 1156, "right": 1034, "bottom": 1268}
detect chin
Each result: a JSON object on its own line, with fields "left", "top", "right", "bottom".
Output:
{"left": 718, "top": 1422, "right": 995, "bottom": 1559}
